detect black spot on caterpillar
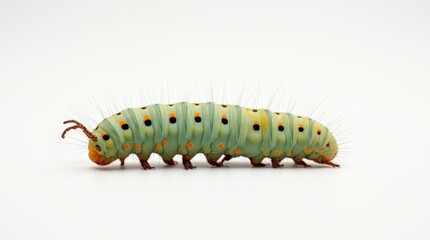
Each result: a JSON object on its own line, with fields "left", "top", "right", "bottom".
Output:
{"left": 61, "top": 102, "right": 340, "bottom": 169}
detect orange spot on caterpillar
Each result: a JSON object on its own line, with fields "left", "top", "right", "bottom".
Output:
{"left": 135, "top": 144, "right": 140, "bottom": 150}
{"left": 221, "top": 114, "right": 228, "bottom": 124}
{"left": 253, "top": 120, "right": 259, "bottom": 125}
{"left": 124, "top": 144, "right": 130, "bottom": 150}
{"left": 234, "top": 149, "right": 241, "bottom": 154}
{"left": 144, "top": 115, "right": 150, "bottom": 120}
{"left": 100, "top": 132, "right": 110, "bottom": 140}
{"left": 181, "top": 147, "right": 186, "bottom": 152}
{"left": 318, "top": 148, "right": 324, "bottom": 153}
{"left": 194, "top": 113, "right": 202, "bottom": 122}
{"left": 274, "top": 151, "right": 281, "bottom": 156}
{"left": 169, "top": 113, "right": 177, "bottom": 123}
{"left": 119, "top": 120, "right": 129, "bottom": 130}
{"left": 217, "top": 143, "right": 224, "bottom": 149}
{"left": 277, "top": 122, "right": 283, "bottom": 126}
{"left": 187, "top": 141, "right": 193, "bottom": 148}
{"left": 156, "top": 144, "right": 162, "bottom": 150}
{"left": 306, "top": 147, "right": 312, "bottom": 153}
{"left": 162, "top": 139, "right": 168, "bottom": 146}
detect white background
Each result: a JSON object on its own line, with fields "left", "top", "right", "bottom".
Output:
{"left": 1, "top": 0, "right": 429, "bottom": 239}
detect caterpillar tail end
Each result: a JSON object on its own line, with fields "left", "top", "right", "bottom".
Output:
{"left": 320, "top": 155, "right": 340, "bottom": 168}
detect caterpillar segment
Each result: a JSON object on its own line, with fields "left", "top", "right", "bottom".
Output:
{"left": 62, "top": 102, "right": 339, "bottom": 169}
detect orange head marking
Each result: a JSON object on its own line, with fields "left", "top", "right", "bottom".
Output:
{"left": 88, "top": 141, "right": 111, "bottom": 166}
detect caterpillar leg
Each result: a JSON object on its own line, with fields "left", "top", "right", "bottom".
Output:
{"left": 271, "top": 159, "right": 284, "bottom": 168}
{"left": 293, "top": 158, "right": 311, "bottom": 168}
{"left": 250, "top": 158, "right": 268, "bottom": 167}
{"left": 219, "top": 155, "right": 232, "bottom": 167}
{"left": 120, "top": 158, "right": 125, "bottom": 166}
{"left": 163, "top": 159, "right": 178, "bottom": 165}
{"left": 206, "top": 155, "right": 232, "bottom": 167}
{"left": 182, "top": 156, "right": 196, "bottom": 170}
{"left": 206, "top": 155, "right": 221, "bottom": 167}
{"left": 138, "top": 155, "right": 155, "bottom": 170}
{"left": 320, "top": 160, "right": 340, "bottom": 168}
{"left": 162, "top": 157, "right": 178, "bottom": 166}
{"left": 158, "top": 154, "right": 178, "bottom": 165}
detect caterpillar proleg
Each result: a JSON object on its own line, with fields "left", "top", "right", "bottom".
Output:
{"left": 62, "top": 102, "right": 339, "bottom": 169}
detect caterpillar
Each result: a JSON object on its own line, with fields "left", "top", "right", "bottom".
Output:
{"left": 61, "top": 102, "right": 339, "bottom": 169}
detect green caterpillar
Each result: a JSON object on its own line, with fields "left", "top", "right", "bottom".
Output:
{"left": 62, "top": 102, "right": 339, "bottom": 169}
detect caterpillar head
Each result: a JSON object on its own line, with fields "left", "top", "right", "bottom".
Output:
{"left": 62, "top": 120, "right": 117, "bottom": 166}
{"left": 88, "top": 139, "right": 116, "bottom": 166}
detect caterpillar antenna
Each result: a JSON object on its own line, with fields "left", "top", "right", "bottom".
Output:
{"left": 62, "top": 120, "right": 97, "bottom": 141}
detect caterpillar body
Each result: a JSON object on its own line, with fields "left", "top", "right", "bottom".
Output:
{"left": 62, "top": 102, "right": 339, "bottom": 169}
